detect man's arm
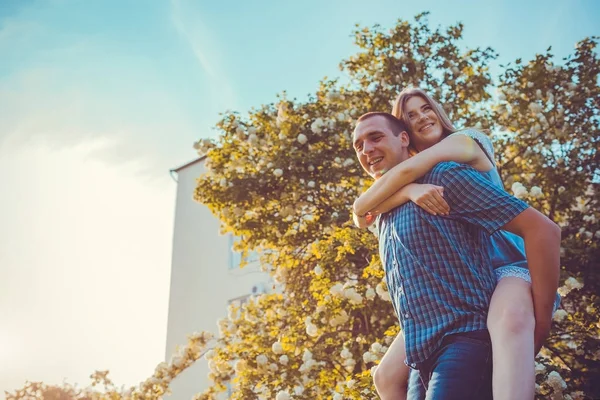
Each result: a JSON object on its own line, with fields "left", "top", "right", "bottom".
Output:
{"left": 502, "top": 208, "right": 561, "bottom": 352}
{"left": 439, "top": 163, "right": 561, "bottom": 352}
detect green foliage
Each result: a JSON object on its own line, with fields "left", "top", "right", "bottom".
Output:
{"left": 194, "top": 13, "right": 599, "bottom": 400}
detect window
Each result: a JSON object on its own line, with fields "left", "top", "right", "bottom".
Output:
{"left": 228, "top": 234, "right": 242, "bottom": 269}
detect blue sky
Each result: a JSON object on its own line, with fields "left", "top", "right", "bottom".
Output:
{"left": 0, "top": 0, "right": 598, "bottom": 396}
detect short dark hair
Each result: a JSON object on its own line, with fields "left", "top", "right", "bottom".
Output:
{"left": 356, "top": 112, "right": 408, "bottom": 136}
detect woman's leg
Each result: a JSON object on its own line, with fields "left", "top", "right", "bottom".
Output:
{"left": 487, "top": 277, "right": 536, "bottom": 400}
{"left": 373, "top": 333, "right": 410, "bottom": 400}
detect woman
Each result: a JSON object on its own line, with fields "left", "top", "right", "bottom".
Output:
{"left": 354, "top": 88, "right": 558, "bottom": 400}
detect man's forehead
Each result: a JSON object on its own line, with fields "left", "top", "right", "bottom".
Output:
{"left": 353, "top": 116, "right": 389, "bottom": 140}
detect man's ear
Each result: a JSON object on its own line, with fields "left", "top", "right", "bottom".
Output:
{"left": 400, "top": 130, "right": 410, "bottom": 147}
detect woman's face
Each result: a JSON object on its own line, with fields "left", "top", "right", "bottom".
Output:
{"left": 404, "top": 96, "right": 444, "bottom": 151}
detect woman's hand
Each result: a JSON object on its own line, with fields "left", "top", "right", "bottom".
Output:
{"left": 406, "top": 183, "right": 450, "bottom": 215}
{"left": 353, "top": 212, "right": 376, "bottom": 229}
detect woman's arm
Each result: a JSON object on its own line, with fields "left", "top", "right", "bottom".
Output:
{"left": 353, "top": 183, "right": 450, "bottom": 229}
{"left": 353, "top": 133, "right": 493, "bottom": 216}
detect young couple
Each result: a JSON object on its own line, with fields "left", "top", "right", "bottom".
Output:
{"left": 351, "top": 88, "right": 561, "bottom": 399}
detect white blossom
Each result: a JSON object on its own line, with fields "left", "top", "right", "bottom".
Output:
{"left": 276, "top": 391, "right": 291, "bottom": 400}
{"left": 341, "top": 348, "right": 353, "bottom": 359}
{"left": 553, "top": 309, "right": 568, "bottom": 322}
{"left": 343, "top": 287, "right": 364, "bottom": 304}
{"left": 511, "top": 182, "right": 528, "bottom": 198}
{"left": 565, "top": 277, "right": 583, "bottom": 290}
{"left": 272, "top": 341, "right": 284, "bottom": 354}
{"left": 330, "top": 283, "right": 344, "bottom": 296}
{"left": 256, "top": 354, "right": 268, "bottom": 366}
{"left": 279, "top": 355, "right": 289, "bottom": 365}
{"left": 293, "top": 385, "right": 305, "bottom": 395}
{"left": 528, "top": 102, "right": 543, "bottom": 114}
{"left": 365, "top": 287, "right": 376, "bottom": 299}
{"left": 547, "top": 370, "right": 567, "bottom": 391}
{"left": 343, "top": 158, "right": 355, "bottom": 167}
{"left": 530, "top": 186, "right": 543, "bottom": 198}
{"left": 306, "top": 322, "right": 319, "bottom": 337}
{"left": 371, "top": 342, "right": 383, "bottom": 354}
{"left": 297, "top": 133, "right": 308, "bottom": 144}
{"left": 327, "top": 90, "right": 341, "bottom": 101}
{"left": 363, "top": 351, "right": 378, "bottom": 363}
{"left": 313, "top": 265, "right": 323, "bottom": 276}
{"left": 330, "top": 310, "right": 350, "bottom": 326}
{"left": 535, "top": 362, "right": 547, "bottom": 375}
{"left": 311, "top": 118, "right": 325, "bottom": 134}
{"left": 376, "top": 282, "right": 391, "bottom": 301}
{"left": 307, "top": 180, "right": 316, "bottom": 188}
{"left": 273, "top": 168, "right": 284, "bottom": 178}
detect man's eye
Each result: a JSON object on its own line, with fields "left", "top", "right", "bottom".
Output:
{"left": 355, "top": 145, "right": 363, "bottom": 152}
{"left": 408, "top": 114, "right": 416, "bottom": 120}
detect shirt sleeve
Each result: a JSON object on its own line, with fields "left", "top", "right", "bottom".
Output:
{"left": 447, "top": 129, "right": 496, "bottom": 166}
{"left": 439, "top": 162, "right": 529, "bottom": 235}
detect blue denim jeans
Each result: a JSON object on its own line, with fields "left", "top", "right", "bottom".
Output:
{"left": 407, "top": 330, "right": 493, "bottom": 400}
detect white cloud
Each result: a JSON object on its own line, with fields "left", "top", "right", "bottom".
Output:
{"left": 0, "top": 139, "right": 175, "bottom": 394}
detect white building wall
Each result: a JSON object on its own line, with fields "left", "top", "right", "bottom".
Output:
{"left": 165, "top": 158, "right": 270, "bottom": 399}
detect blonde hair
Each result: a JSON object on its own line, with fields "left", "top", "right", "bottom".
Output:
{"left": 391, "top": 88, "right": 456, "bottom": 139}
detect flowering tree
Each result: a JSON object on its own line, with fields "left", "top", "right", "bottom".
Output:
{"left": 7, "top": 12, "right": 598, "bottom": 400}
{"left": 193, "top": 13, "right": 599, "bottom": 400}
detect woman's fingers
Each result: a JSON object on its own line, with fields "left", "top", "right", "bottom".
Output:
{"left": 431, "top": 189, "right": 450, "bottom": 214}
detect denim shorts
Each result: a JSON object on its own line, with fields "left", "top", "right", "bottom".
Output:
{"left": 408, "top": 330, "right": 493, "bottom": 400}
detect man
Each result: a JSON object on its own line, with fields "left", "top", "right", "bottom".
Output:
{"left": 352, "top": 112, "right": 561, "bottom": 399}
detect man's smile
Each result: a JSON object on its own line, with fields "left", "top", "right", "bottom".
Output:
{"left": 368, "top": 157, "right": 383, "bottom": 166}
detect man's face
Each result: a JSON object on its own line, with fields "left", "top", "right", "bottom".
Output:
{"left": 353, "top": 115, "right": 409, "bottom": 179}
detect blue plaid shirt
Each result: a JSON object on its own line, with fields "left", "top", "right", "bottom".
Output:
{"left": 378, "top": 161, "right": 529, "bottom": 368}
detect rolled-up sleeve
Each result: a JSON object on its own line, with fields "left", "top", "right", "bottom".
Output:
{"left": 439, "top": 162, "right": 529, "bottom": 234}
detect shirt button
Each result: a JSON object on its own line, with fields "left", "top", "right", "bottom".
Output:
{"left": 410, "top": 363, "right": 417, "bottom": 368}
{"left": 404, "top": 313, "right": 410, "bottom": 318}
{"left": 392, "top": 259, "right": 398, "bottom": 266}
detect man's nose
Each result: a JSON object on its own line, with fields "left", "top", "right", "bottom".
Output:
{"left": 362, "top": 141, "right": 374, "bottom": 154}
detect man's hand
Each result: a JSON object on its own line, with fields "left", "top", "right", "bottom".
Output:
{"left": 534, "top": 318, "right": 553, "bottom": 354}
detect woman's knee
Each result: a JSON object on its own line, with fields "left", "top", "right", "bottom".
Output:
{"left": 373, "top": 362, "right": 406, "bottom": 392}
